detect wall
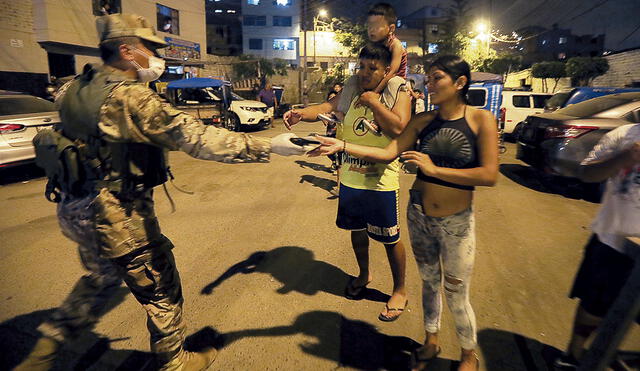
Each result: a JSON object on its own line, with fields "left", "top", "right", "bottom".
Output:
{"left": 504, "top": 68, "right": 572, "bottom": 93}
{"left": 0, "top": 1, "right": 48, "bottom": 74}
{"left": 592, "top": 49, "right": 640, "bottom": 88}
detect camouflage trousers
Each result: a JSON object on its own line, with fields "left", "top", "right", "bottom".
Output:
{"left": 38, "top": 191, "right": 187, "bottom": 366}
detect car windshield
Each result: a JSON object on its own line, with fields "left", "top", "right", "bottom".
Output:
{"left": 555, "top": 96, "right": 631, "bottom": 117}
{"left": 545, "top": 92, "right": 571, "bottom": 109}
{"left": 231, "top": 92, "right": 245, "bottom": 101}
{"left": 0, "top": 96, "right": 56, "bottom": 115}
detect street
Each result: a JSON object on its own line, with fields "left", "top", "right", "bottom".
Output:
{"left": 1, "top": 120, "right": 638, "bottom": 371}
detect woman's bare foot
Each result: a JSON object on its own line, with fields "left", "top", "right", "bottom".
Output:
{"left": 458, "top": 350, "right": 479, "bottom": 371}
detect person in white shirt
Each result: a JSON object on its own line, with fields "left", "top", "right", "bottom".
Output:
{"left": 555, "top": 123, "right": 640, "bottom": 369}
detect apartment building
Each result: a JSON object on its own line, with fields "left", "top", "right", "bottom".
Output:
{"left": 241, "top": 0, "right": 301, "bottom": 65}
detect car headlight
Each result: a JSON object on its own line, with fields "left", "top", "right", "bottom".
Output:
{"left": 239, "top": 106, "right": 257, "bottom": 112}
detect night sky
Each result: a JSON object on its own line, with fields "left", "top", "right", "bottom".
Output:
{"left": 320, "top": 0, "right": 640, "bottom": 51}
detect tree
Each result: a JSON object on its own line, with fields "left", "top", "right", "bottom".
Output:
{"left": 332, "top": 17, "right": 368, "bottom": 56}
{"left": 232, "top": 55, "right": 288, "bottom": 84}
{"left": 437, "top": 0, "right": 472, "bottom": 56}
{"left": 531, "top": 61, "right": 566, "bottom": 92}
{"left": 480, "top": 55, "right": 522, "bottom": 76}
{"left": 565, "top": 57, "right": 609, "bottom": 86}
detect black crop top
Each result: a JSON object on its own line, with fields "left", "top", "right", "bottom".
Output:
{"left": 415, "top": 111, "right": 479, "bottom": 191}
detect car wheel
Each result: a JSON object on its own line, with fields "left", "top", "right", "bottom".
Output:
{"left": 511, "top": 122, "right": 524, "bottom": 142}
{"left": 226, "top": 114, "right": 241, "bottom": 132}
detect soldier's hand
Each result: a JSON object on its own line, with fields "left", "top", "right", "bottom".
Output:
{"left": 283, "top": 110, "right": 302, "bottom": 130}
{"left": 271, "top": 133, "right": 317, "bottom": 156}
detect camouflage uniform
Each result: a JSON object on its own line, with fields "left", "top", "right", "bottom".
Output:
{"left": 31, "top": 16, "right": 271, "bottom": 370}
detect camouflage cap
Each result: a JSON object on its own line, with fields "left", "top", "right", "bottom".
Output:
{"left": 96, "top": 14, "right": 167, "bottom": 47}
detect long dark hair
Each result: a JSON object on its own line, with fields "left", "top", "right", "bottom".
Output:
{"left": 428, "top": 55, "right": 471, "bottom": 104}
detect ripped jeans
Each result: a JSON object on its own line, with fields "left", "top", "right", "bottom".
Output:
{"left": 407, "top": 189, "right": 477, "bottom": 350}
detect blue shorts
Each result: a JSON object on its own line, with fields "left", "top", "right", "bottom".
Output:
{"left": 336, "top": 184, "right": 400, "bottom": 244}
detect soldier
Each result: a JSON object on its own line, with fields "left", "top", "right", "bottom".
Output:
{"left": 16, "top": 14, "right": 311, "bottom": 371}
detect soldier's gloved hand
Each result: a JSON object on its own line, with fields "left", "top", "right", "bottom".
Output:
{"left": 271, "top": 133, "right": 317, "bottom": 156}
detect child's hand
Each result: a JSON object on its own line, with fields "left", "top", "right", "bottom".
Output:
{"left": 356, "top": 91, "right": 380, "bottom": 108}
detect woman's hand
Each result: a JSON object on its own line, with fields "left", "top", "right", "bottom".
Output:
{"left": 356, "top": 91, "right": 380, "bottom": 109}
{"left": 400, "top": 151, "right": 438, "bottom": 176}
{"left": 307, "top": 136, "right": 344, "bottom": 157}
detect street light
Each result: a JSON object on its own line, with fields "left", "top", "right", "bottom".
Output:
{"left": 474, "top": 20, "right": 491, "bottom": 54}
{"left": 313, "top": 9, "right": 330, "bottom": 65}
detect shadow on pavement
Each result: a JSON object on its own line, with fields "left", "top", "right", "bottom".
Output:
{"left": 201, "top": 246, "right": 389, "bottom": 303}
{"left": 0, "top": 163, "right": 45, "bottom": 186}
{"left": 0, "top": 287, "right": 157, "bottom": 370}
{"left": 299, "top": 174, "right": 338, "bottom": 198}
{"left": 478, "top": 328, "right": 563, "bottom": 371}
{"left": 499, "top": 164, "right": 601, "bottom": 203}
{"left": 295, "top": 160, "right": 333, "bottom": 174}
{"left": 218, "top": 310, "right": 424, "bottom": 371}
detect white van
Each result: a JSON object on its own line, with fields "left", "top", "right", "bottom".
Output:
{"left": 499, "top": 91, "right": 551, "bottom": 137}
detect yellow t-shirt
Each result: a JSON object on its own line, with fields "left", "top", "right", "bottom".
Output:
{"left": 337, "top": 97, "right": 400, "bottom": 191}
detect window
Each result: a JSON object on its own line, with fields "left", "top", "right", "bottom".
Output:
{"left": 559, "top": 37, "right": 567, "bottom": 44}
{"left": 532, "top": 95, "right": 550, "bottom": 108}
{"left": 430, "top": 24, "right": 439, "bottom": 33}
{"left": 428, "top": 43, "right": 439, "bottom": 54}
{"left": 273, "top": 39, "right": 295, "bottom": 50}
{"left": 247, "top": 0, "right": 259, "bottom": 4}
{"left": 558, "top": 96, "right": 631, "bottom": 117}
{"left": 157, "top": 4, "right": 179, "bottom": 35}
{"left": 249, "top": 38, "right": 263, "bottom": 49}
{"left": 274, "top": 0, "right": 292, "bottom": 5}
{"left": 467, "top": 89, "right": 487, "bottom": 107}
{"left": 93, "top": 0, "right": 121, "bottom": 15}
{"left": 431, "top": 8, "right": 438, "bottom": 16}
{"left": 512, "top": 95, "right": 530, "bottom": 108}
{"left": 243, "top": 15, "right": 266, "bottom": 26}
{"left": 273, "top": 16, "right": 292, "bottom": 27}
{"left": 320, "top": 62, "right": 328, "bottom": 70}
{"left": 396, "top": 20, "right": 402, "bottom": 28}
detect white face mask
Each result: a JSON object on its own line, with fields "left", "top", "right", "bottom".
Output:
{"left": 129, "top": 46, "right": 165, "bottom": 82}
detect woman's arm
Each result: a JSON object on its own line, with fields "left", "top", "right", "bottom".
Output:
{"left": 401, "top": 109, "right": 499, "bottom": 186}
{"left": 310, "top": 112, "right": 434, "bottom": 163}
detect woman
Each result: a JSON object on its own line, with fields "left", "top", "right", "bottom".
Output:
{"left": 310, "top": 55, "right": 498, "bottom": 371}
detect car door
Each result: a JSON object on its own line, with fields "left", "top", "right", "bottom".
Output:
{"left": 504, "top": 94, "right": 531, "bottom": 132}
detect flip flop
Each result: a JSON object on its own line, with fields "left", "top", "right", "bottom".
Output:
{"left": 344, "top": 277, "right": 370, "bottom": 300}
{"left": 378, "top": 299, "right": 408, "bottom": 322}
{"left": 410, "top": 345, "right": 441, "bottom": 371}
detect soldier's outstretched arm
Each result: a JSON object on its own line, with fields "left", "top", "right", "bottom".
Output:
{"left": 100, "top": 85, "right": 309, "bottom": 162}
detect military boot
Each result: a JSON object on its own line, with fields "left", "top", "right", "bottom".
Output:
{"left": 160, "top": 348, "right": 218, "bottom": 371}
{"left": 13, "top": 336, "right": 60, "bottom": 371}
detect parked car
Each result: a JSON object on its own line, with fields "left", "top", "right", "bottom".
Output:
{"left": 544, "top": 87, "right": 640, "bottom": 113}
{"left": 499, "top": 90, "right": 551, "bottom": 139}
{"left": 516, "top": 92, "right": 640, "bottom": 179}
{"left": 165, "top": 78, "right": 271, "bottom": 131}
{"left": 0, "top": 91, "right": 60, "bottom": 169}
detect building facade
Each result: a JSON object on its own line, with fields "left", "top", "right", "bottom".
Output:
{"left": 516, "top": 25, "right": 605, "bottom": 66}
{"left": 0, "top": 0, "right": 206, "bottom": 96}
{"left": 240, "top": 0, "right": 301, "bottom": 65}
{"left": 205, "top": 0, "right": 242, "bottom": 56}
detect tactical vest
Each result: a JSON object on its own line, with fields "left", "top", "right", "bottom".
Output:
{"left": 55, "top": 65, "right": 167, "bottom": 198}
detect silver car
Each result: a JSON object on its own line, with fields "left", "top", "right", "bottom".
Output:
{"left": 517, "top": 92, "right": 640, "bottom": 178}
{"left": 0, "top": 91, "right": 60, "bottom": 169}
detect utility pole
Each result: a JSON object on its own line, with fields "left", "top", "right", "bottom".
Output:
{"left": 302, "top": 0, "right": 308, "bottom": 105}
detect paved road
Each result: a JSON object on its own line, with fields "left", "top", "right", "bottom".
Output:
{"left": 1, "top": 121, "right": 638, "bottom": 370}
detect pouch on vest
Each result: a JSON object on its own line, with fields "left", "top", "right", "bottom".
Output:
{"left": 33, "top": 129, "right": 86, "bottom": 202}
